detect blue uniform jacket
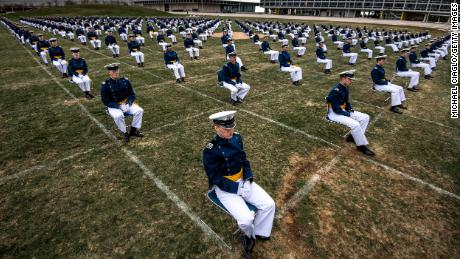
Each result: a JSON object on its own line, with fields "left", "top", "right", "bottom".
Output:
{"left": 222, "top": 62, "right": 242, "bottom": 85}
{"left": 100, "top": 77, "right": 135, "bottom": 108}
{"left": 202, "top": 133, "right": 254, "bottom": 193}
{"left": 48, "top": 46, "right": 65, "bottom": 61}
{"left": 409, "top": 52, "right": 420, "bottom": 64}
{"left": 164, "top": 51, "right": 179, "bottom": 65}
{"left": 105, "top": 35, "right": 117, "bottom": 46}
{"left": 67, "top": 58, "right": 88, "bottom": 76}
{"left": 261, "top": 41, "right": 271, "bottom": 52}
{"left": 221, "top": 34, "right": 229, "bottom": 44}
{"left": 343, "top": 43, "right": 351, "bottom": 53}
{"left": 396, "top": 56, "right": 408, "bottom": 72}
{"left": 292, "top": 38, "right": 299, "bottom": 47}
{"left": 128, "top": 41, "right": 141, "bottom": 53}
{"left": 184, "top": 38, "right": 194, "bottom": 48}
{"left": 326, "top": 83, "right": 353, "bottom": 116}
{"left": 420, "top": 49, "right": 429, "bottom": 58}
{"left": 279, "top": 51, "right": 292, "bottom": 67}
{"left": 371, "top": 65, "right": 388, "bottom": 85}
{"left": 225, "top": 44, "right": 235, "bottom": 55}
{"left": 316, "top": 47, "right": 326, "bottom": 59}
{"left": 87, "top": 31, "right": 98, "bottom": 40}
{"left": 360, "top": 41, "right": 367, "bottom": 49}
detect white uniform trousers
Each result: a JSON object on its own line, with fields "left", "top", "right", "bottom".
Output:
{"left": 317, "top": 58, "right": 332, "bottom": 69}
{"left": 59, "top": 31, "right": 66, "bottom": 38}
{"left": 269, "top": 35, "right": 277, "bottom": 41}
{"left": 264, "top": 50, "right": 279, "bottom": 61}
{"left": 148, "top": 31, "right": 154, "bottom": 39}
{"left": 434, "top": 49, "right": 446, "bottom": 58}
{"left": 193, "top": 39, "right": 203, "bottom": 47}
{"left": 167, "top": 34, "right": 177, "bottom": 43}
{"left": 222, "top": 81, "right": 251, "bottom": 101}
{"left": 52, "top": 59, "right": 68, "bottom": 74}
{"left": 411, "top": 62, "right": 432, "bottom": 75}
{"left": 136, "top": 36, "right": 145, "bottom": 44}
{"left": 39, "top": 49, "right": 49, "bottom": 64}
{"left": 333, "top": 41, "right": 344, "bottom": 49}
{"left": 107, "top": 104, "right": 143, "bottom": 133}
{"left": 374, "top": 46, "right": 385, "bottom": 54}
{"left": 107, "top": 44, "right": 120, "bottom": 55}
{"left": 360, "top": 48, "right": 373, "bottom": 58}
{"left": 185, "top": 47, "right": 199, "bottom": 58}
{"left": 199, "top": 34, "right": 208, "bottom": 41}
{"left": 167, "top": 63, "right": 185, "bottom": 79}
{"left": 120, "top": 33, "right": 128, "bottom": 41}
{"left": 374, "top": 83, "right": 406, "bottom": 106}
{"left": 281, "top": 65, "right": 302, "bottom": 82}
{"left": 278, "top": 39, "right": 288, "bottom": 45}
{"left": 327, "top": 110, "right": 369, "bottom": 146}
{"left": 72, "top": 74, "right": 91, "bottom": 92}
{"left": 351, "top": 39, "right": 358, "bottom": 46}
{"left": 298, "top": 37, "right": 307, "bottom": 44}
{"left": 159, "top": 42, "right": 168, "bottom": 51}
{"left": 90, "top": 39, "right": 101, "bottom": 49}
{"left": 293, "top": 46, "right": 306, "bottom": 56}
{"left": 215, "top": 180, "right": 275, "bottom": 239}
{"left": 66, "top": 32, "right": 74, "bottom": 40}
{"left": 397, "top": 70, "right": 419, "bottom": 88}
{"left": 343, "top": 52, "right": 358, "bottom": 64}
{"left": 395, "top": 42, "right": 403, "bottom": 49}
{"left": 420, "top": 57, "right": 436, "bottom": 68}
{"left": 428, "top": 53, "right": 440, "bottom": 61}
{"left": 130, "top": 51, "right": 144, "bottom": 64}
{"left": 386, "top": 44, "right": 399, "bottom": 52}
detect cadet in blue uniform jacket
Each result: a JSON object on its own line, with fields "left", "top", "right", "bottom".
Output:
{"left": 87, "top": 28, "right": 101, "bottom": 50}
{"left": 316, "top": 41, "right": 332, "bottom": 73}
{"left": 220, "top": 52, "right": 251, "bottom": 105}
{"left": 342, "top": 38, "right": 358, "bottom": 65}
{"left": 36, "top": 35, "right": 50, "bottom": 64}
{"left": 100, "top": 63, "right": 144, "bottom": 143}
{"left": 104, "top": 30, "right": 120, "bottom": 58}
{"left": 419, "top": 44, "right": 437, "bottom": 68}
{"left": 291, "top": 35, "right": 306, "bottom": 57}
{"left": 68, "top": 47, "right": 93, "bottom": 99}
{"left": 408, "top": 45, "right": 432, "bottom": 79}
{"left": 202, "top": 110, "right": 275, "bottom": 258}
{"left": 225, "top": 39, "right": 247, "bottom": 70}
{"left": 164, "top": 44, "right": 185, "bottom": 83}
{"left": 359, "top": 37, "right": 373, "bottom": 59}
{"left": 371, "top": 55, "right": 406, "bottom": 113}
{"left": 279, "top": 44, "right": 302, "bottom": 86}
{"left": 184, "top": 33, "right": 200, "bottom": 59}
{"left": 396, "top": 49, "right": 420, "bottom": 91}
{"left": 261, "top": 36, "right": 279, "bottom": 63}
{"left": 128, "top": 34, "right": 144, "bottom": 67}
{"left": 326, "top": 70, "right": 375, "bottom": 156}
{"left": 48, "top": 38, "right": 68, "bottom": 77}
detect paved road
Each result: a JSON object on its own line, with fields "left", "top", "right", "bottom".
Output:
{"left": 172, "top": 12, "right": 450, "bottom": 31}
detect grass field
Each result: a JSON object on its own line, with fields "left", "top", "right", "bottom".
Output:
{"left": 1, "top": 5, "right": 459, "bottom": 258}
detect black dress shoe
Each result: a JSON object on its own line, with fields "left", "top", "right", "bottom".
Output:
{"left": 357, "top": 145, "right": 375, "bottom": 156}
{"left": 124, "top": 132, "right": 130, "bottom": 143}
{"left": 407, "top": 87, "right": 418, "bottom": 92}
{"left": 231, "top": 99, "right": 238, "bottom": 106}
{"left": 390, "top": 106, "right": 403, "bottom": 114}
{"left": 181, "top": 77, "right": 185, "bottom": 82}
{"left": 241, "top": 66, "right": 248, "bottom": 71}
{"left": 399, "top": 104, "right": 408, "bottom": 109}
{"left": 129, "top": 127, "right": 144, "bottom": 137}
{"left": 255, "top": 235, "right": 270, "bottom": 241}
{"left": 176, "top": 79, "right": 181, "bottom": 83}
{"left": 242, "top": 234, "right": 255, "bottom": 259}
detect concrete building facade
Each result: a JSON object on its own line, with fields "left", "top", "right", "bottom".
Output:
{"left": 132, "top": 0, "right": 259, "bottom": 13}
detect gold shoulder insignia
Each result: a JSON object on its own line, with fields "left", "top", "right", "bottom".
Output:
{"left": 206, "top": 143, "right": 213, "bottom": 149}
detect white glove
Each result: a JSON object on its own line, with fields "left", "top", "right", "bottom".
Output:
{"left": 119, "top": 103, "right": 129, "bottom": 113}
{"left": 237, "top": 181, "right": 251, "bottom": 198}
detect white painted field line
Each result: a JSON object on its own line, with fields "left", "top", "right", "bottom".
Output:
{"left": 276, "top": 155, "right": 340, "bottom": 220}
{"left": 0, "top": 145, "right": 111, "bottom": 185}
{"left": 353, "top": 99, "right": 459, "bottom": 131}
{"left": 362, "top": 157, "right": 460, "bottom": 202}
{"left": 19, "top": 41, "right": 233, "bottom": 252}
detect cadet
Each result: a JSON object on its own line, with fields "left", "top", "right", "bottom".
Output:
{"left": 67, "top": 47, "right": 94, "bottom": 99}
{"left": 128, "top": 34, "right": 144, "bottom": 67}
{"left": 48, "top": 38, "right": 68, "bottom": 77}
{"left": 279, "top": 44, "right": 303, "bottom": 86}
{"left": 316, "top": 41, "right": 332, "bottom": 74}
{"left": 220, "top": 52, "right": 251, "bottom": 105}
{"left": 36, "top": 34, "right": 50, "bottom": 65}
{"left": 104, "top": 29, "right": 120, "bottom": 58}
{"left": 291, "top": 34, "right": 306, "bottom": 57}
{"left": 184, "top": 33, "right": 200, "bottom": 60}
{"left": 342, "top": 37, "right": 358, "bottom": 65}
{"left": 409, "top": 45, "right": 433, "bottom": 79}
{"left": 371, "top": 55, "right": 406, "bottom": 114}
{"left": 164, "top": 44, "right": 186, "bottom": 83}
{"left": 420, "top": 44, "right": 437, "bottom": 69}
{"left": 87, "top": 27, "right": 101, "bottom": 50}
{"left": 225, "top": 39, "right": 247, "bottom": 71}
{"left": 326, "top": 70, "right": 375, "bottom": 156}
{"left": 261, "top": 36, "right": 279, "bottom": 63}
{"left": 202, "top": 110, "right": 275, "bottom": 258}
{"left": 359, "top": 37, "right": 373, "bottom": 59}
{"left": 100, "top": 63, "right": 144, "bottom": 143}
{"left": 396, "top": 49, "right": 420, "bottom": 91}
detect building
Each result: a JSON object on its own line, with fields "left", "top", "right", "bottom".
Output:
{"left": 132, "top": 0, "right": 260, "bottom": 13}
{"left": 261, "top": 0, "right": 454, "bottom": 22}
